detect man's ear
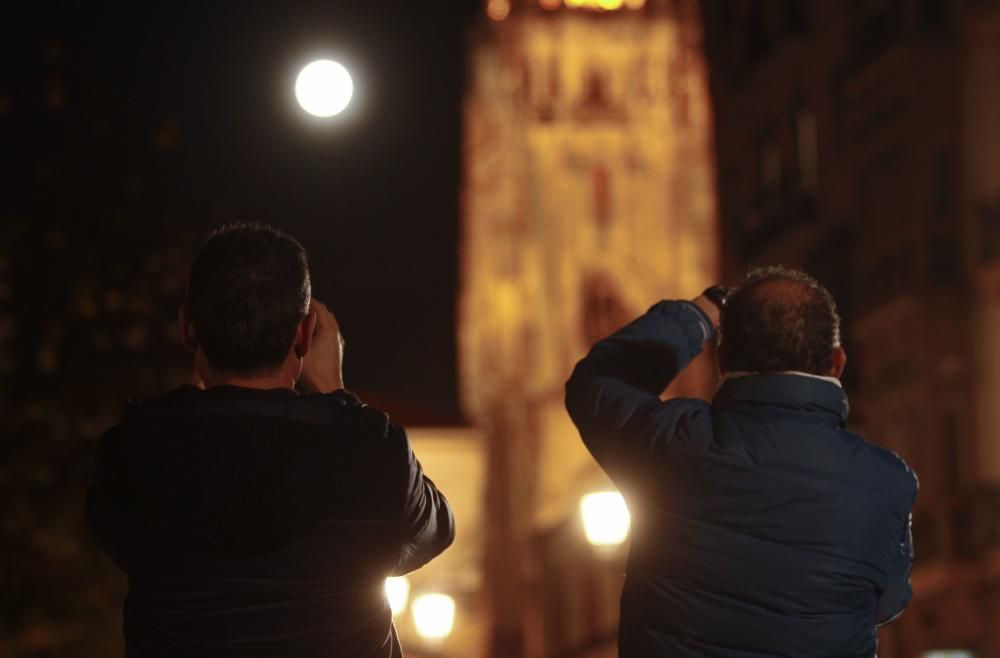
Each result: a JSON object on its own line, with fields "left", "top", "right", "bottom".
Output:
{"left": 830, "top": 347, "right": 847, "bottom": 379}
{"left": 294, "top": 309, "right": 317, "bottom": 359}
{"left": 178, "top": 304, "right": 198, "bottom": 352}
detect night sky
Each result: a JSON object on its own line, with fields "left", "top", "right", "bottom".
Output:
{"left": 6, "top": 1, "right": 482, "bottom": 420}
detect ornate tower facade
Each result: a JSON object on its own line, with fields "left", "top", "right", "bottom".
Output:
{"left": 460, "top": 1, "right": 718, "bottom": 655}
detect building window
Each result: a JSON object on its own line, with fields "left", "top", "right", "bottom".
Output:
{"left": 748, "top": 3, "right": 769, "bottom": 65}
{"left": 931, "top": 147, "right": 953, "bottom": 223}
{"left": 942, "top": 410, "right": 960, "bottom": 493}
{"left": 920, "top": 0, "right": 950, "bottom": 32}
{"left": 928, "top": 234, "right": 959, "bottom": 285}
{"left": 592, "top": 166, "right": 612, "bottom": 228}
{"left": 521, "top": 59, "right": 532, "bottom": 104}
{"left": 581, "top": 273, "right": 629, "bottom": 346}
{"left": 784, "top": 0, "right": 807, "bottom": 32}
{"left": 847, "top": 0, "right": 904, "bottom": 68}
{"left": 795, "top": 108, "right": 819, "bottom": 192}
{"left": 978, "top": 198, "right": 1000, "bottom": 264}
{"left": 582, "top": 69, "right": 609, "bottom": 111}
{"left": 547, "top": 55, "right": 560, "bottom": 101}
{"left": 759, "top": 135, "right": 782, "bottom": 191}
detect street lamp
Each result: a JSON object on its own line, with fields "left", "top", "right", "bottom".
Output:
{"left": 295, "top": 59, "right": 353, "bottom": 117}
{"left": 580, "top": 491, "right": 630, "bottom": 547}
{"left": 412, "top": 592, "right": 456, "bottom": 641}
{"left": 384, "top": 576, "right": 410, "bottom": 616}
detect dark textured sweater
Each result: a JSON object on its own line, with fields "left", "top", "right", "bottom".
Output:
{"left": 85, "top": 385, "right": 455, "bottom": 658}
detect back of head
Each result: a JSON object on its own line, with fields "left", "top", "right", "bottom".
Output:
{"left": 186, "top": 223, "right": 310, "bottom": 374}
{"left": 720, "top": 266, "right": 841, "bottom": 376}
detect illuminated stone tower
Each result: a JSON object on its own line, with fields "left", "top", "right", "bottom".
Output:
{"left": 459, "top": 1, "right": 718, "bottom": 655}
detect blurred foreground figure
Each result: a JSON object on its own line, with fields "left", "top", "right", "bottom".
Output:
{"left": 86, "top": 224, "right": 454, "bottom": 658}
{"left": 566, "top": 267, "right": 916, "bottom": 658}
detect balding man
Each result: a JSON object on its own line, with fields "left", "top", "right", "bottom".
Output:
{"left": 566, "top": 266, "right": 917, "bottom": 658}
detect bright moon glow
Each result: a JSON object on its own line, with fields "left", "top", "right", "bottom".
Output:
{"left": 295, "top": 60, "right": 353, "bottom": 117}
{"left": 412, "top": 593, "right": 456, "bottom": 640}
{"left": 384, "top": 576, "right": 410, "bottom": 616}
{"left": 580, "top": 491, "right": 631, "bottom": 546}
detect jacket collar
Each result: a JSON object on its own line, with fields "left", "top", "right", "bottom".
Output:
{"left": 125, "top": 385, "right": 361, "bottom": 426}
{"left": 713, "top": 373, "right": 849, "bottom": 425}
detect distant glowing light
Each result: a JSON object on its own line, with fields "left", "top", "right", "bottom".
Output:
{"left": 580, "top": 491, "right": 630, "bottom": 546}
{"left": 295, "top": 60, "right": 353, "bottom": 117}
{"left": 540, "top": 0, "right": 561, "bottom": 9}
{"left": 560, "top": 0, "right": 638, "bottom": 8}
{"left": 919, "top": 652, "right": 976, "bottom": 658}
{"left": 384, "top": 576, "right": 410, "bottom": 616}
{"left": 487, "top": 0, "right": 511, "bottom": 21}
{"left": 412, "top": 593, "right": 456, "bottom": 640}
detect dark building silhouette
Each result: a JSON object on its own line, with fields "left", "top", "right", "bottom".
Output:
{"left": 702, "top": 1, "right": 1000, "bottom": 656}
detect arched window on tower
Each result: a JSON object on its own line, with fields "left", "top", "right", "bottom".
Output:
{"left": 592, "top": 166, "right": 612, "bottom": 228}
{"left": 581, "top": 273, "right": 631, "bottom": 346}
{"left": 548, "top": 55, "right": 560, "bottom": 101}
{"left": 521, "top": 58, "right": 532, "bottom": 105}
{"left": 581, "top": 69, "right": 610, "bottom": 111}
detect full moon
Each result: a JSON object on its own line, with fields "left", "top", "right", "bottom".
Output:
{"left": 295, "top": 60, "right": 353, "bottom": 117}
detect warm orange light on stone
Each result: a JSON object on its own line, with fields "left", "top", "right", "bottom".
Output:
{"left": 462, "top": 1, "right": 718, "bottom": 653}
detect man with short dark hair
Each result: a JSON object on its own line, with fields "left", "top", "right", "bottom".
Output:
{"left": 566, "top": 266, "right": 916, "bottom": 658}
{"left": 86, "top": 223, "right": 455, "bottom": 658}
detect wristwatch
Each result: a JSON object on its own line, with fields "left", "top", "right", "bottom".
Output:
{"left": 702, "top": 284, "right": 731, "bottom": 311}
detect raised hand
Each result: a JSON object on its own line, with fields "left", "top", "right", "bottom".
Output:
{"left": 299, "top": 298, "right": 345, "bottom": 394}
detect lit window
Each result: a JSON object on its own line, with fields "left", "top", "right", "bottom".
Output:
{"left": 795, "top": 108, "right": 818, "bottom": 191}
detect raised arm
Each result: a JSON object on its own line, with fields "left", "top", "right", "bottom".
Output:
{"left": 390, "top": 424, "right": 456, "bottom": 575}
{"left": 876, "top": 475, "right": 918, "bottom": 626}
{"left": 876, "top": 519, "right": 913, "bottom": 626}
{"left": 565, "top": 298, "right": 717, "bottom": 480}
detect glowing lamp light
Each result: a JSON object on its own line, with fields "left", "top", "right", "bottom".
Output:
{"left": 562, "top": 0, "right": 638, "bottom": 8}
{"left": 384, "top": 576, "right": 410, "bottom": 616}
{"left": 580, "top": 491, "right": 630, "bottom": 546}
{"left": 487, "top": 0, "right": 511, "bottom": 21}
{"left": 412, "top": 593, "right": 456, "bottom": 640}
{"left": 295, "top": 59, "right": 353, "bottom": 117}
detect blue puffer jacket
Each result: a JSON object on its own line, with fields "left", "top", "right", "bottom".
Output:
{"left": 565, "top": 300, "right": 917, "bottom": 658}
